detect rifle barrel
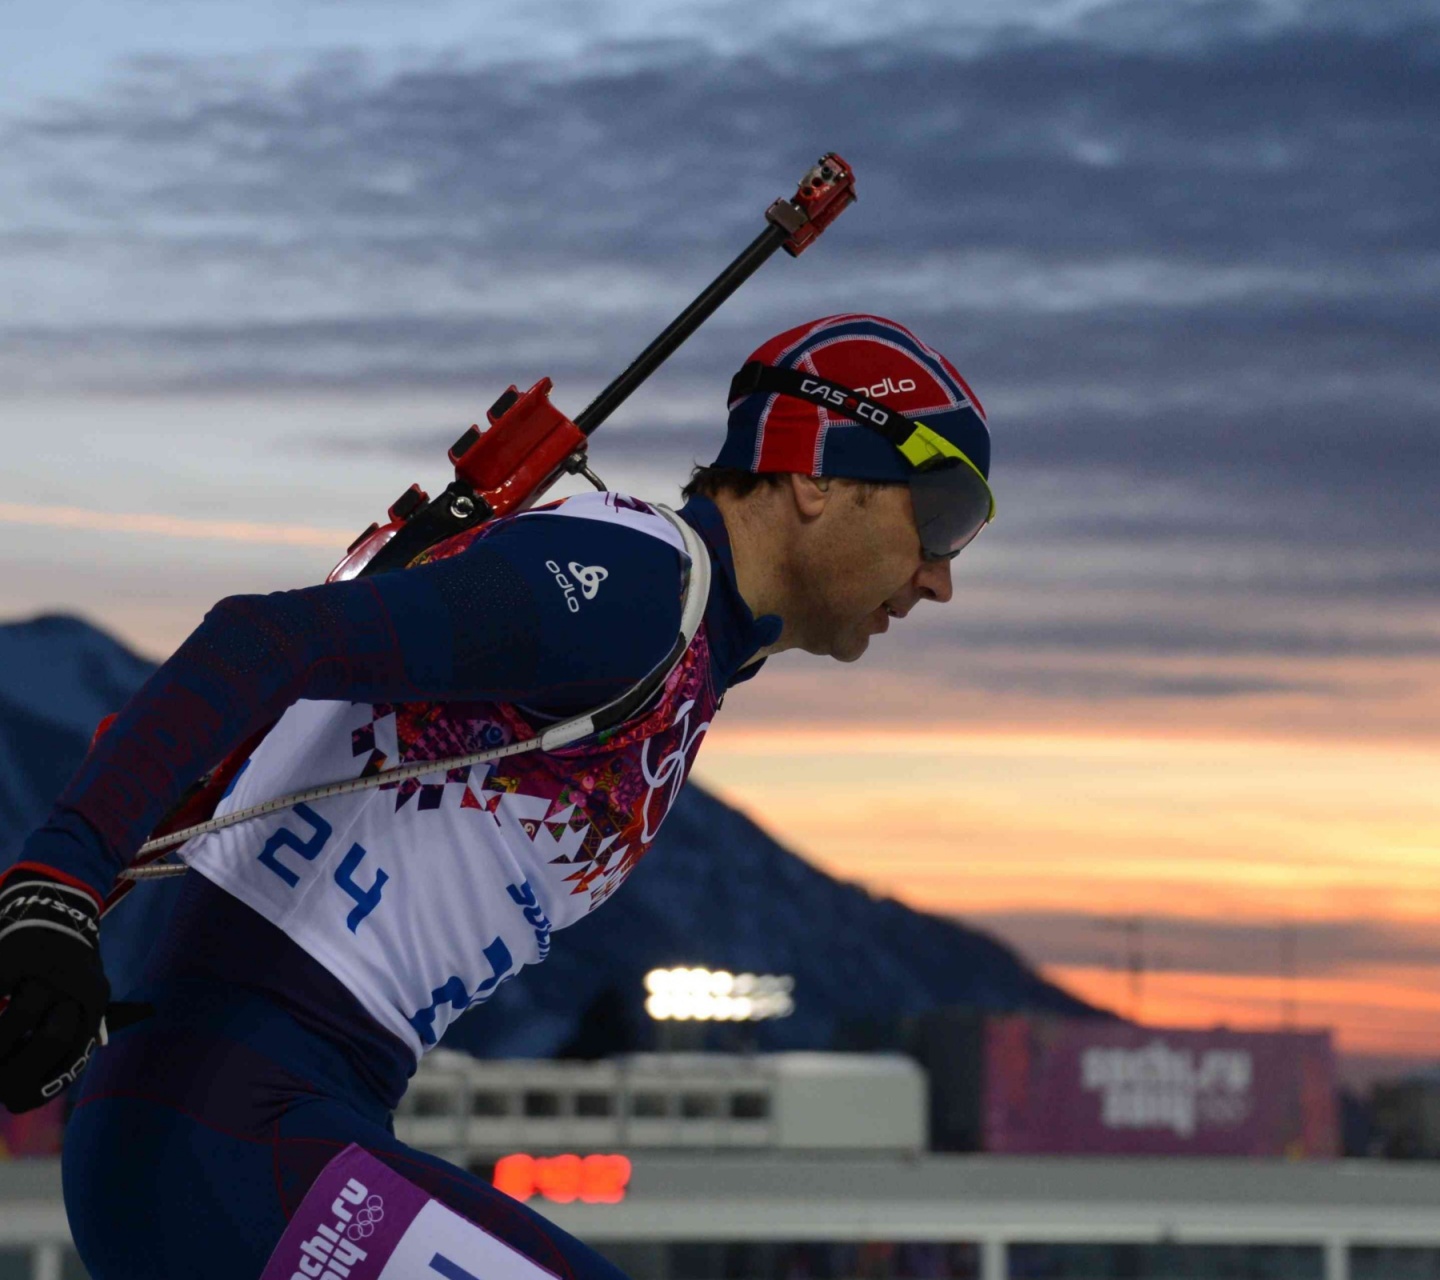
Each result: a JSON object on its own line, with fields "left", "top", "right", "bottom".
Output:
{"left": 574, "top": 222, "right": 789, "bottom": 437}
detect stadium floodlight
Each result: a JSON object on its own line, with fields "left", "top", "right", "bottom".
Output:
{"left": 643, "top": 966, "right": 795, "bottom": 1021}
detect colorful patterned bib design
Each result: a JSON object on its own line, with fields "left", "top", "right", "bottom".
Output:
{"left": 182, "top": 494, "right": 717, "bottom": 1057}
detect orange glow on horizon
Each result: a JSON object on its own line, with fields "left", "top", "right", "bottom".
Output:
{"left": 693, "top": 722, "right": 1440, "bottom": 917}
{"left": 691, "top": 719, "right": 1440, "bottom": 1063}
{"left": 1049, "top": 964, "right": 1440, "bottom": 1058}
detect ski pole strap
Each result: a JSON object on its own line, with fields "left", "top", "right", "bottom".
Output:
{"left": 118, "top": 506, "right": 711, "bottom": 874}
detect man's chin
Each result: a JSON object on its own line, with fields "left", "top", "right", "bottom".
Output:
{"left": 830, "top": 633, "right": 870, "bottom": 664}
{"left": 797, "top": 624, "right": 871, "bottom": 663}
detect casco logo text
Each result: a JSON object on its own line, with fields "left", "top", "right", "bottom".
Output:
{"left": 857, "top": 376, "right": 916, "bottom": 399}
{"left": 798, "top": 378, "right": 891, "bottom": 428}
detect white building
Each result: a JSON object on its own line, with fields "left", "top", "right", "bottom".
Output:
{"left": 6, "top": 1052, "right": 1440, "bottom": 1280}
{"left": 394, "top": 1050, "right": 927, "bottom": 1160}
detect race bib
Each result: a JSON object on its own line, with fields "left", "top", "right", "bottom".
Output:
{"left": 261, "top": 1144, "right": 562, "bottom": 1280}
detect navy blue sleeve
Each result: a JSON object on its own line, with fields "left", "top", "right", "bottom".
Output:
{"left": 14, "top": 510, "right": 684, "bottom": 899}
{"left": 460, "top": 512, "right": 686, "bottom": 715}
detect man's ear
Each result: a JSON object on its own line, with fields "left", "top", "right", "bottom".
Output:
{"left": 788, "top": 472, "right": 832, "bottom": 519}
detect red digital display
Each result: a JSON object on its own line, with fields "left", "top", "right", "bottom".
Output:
{"left": 492, "top": 1153, "right": 632, "bottom": 1205}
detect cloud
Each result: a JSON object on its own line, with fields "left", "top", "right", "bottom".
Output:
{"left": 6, "top": 4, "right": 1437, "bottom": 279}
{"left": 2, "top": 0, "right": 1435, "bottom": 691}
{"left": 21, "top": 13, "right": 1440, "bottom": 246}
{"left": 3, "top": 11, "right": 1435, "bottom": 482}
{"left": 940, "top": 659, "right": 1337, "bottom": 701}
{"left": 924, "top": 616, "right": 1440, "bottom": 660}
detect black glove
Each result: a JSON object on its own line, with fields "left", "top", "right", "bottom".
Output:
{"left": 0, "top": 872, "right": 110, "bottom": 1113}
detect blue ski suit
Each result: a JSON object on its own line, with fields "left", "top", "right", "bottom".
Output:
{"left": 11, "top": 493, "right": 778, "bottom": 1280}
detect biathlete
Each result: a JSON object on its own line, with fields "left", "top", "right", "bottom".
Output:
{"left": 0, "top": 314, "right": 993, "bottom": 1280}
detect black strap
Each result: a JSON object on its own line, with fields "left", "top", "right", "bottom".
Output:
{"left": 358, "top": 481, "right": 495, "bottom": 578}
{"left": 727, "top": 361, "right": 912, "bottom": 450}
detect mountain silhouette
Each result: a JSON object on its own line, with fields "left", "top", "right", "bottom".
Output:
{"left": 0, "top": 612, "right": 1096, "bottom": 1054}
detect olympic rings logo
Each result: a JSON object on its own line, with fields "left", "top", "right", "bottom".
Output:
{"left": 345, "top": 1195, "right": 386, "bottom": 1240}
{"left": 639, "top": 700, "right": 710, "bottom": 844}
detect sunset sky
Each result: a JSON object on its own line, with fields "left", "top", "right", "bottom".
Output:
{"left": 2, "top": 0, "right": 1436, "bottom": 1081}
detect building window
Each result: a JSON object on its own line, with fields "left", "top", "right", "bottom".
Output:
{"left": 729, "top": 1091, "right": 770, "bottom": 1120}
{"left": 681, "top": 1093, "right": 721, "bottom": 1119}
{"left": 1007, "top": 1242, "right": 1324, "bottom": 1279}
{"left": 523, "top": 1090, "right": 563, "bottom": 1118}
{"left": 1351, "top": 1246, "right": 1440, "bottom": 1279}
{"left": 412, "top": 1089, "right": 453, "bottom": 1117}
{"left": 630, "top": 1092, "right": 670, "bottom": 1118}
{"left": 470, "top": 1091, "right": 511, "bottom": 1117}
{"left": 0, "top": 1250, "right": 35, "bottom": 1280}
{"left": 576, "top": 1091, "right": 614, "bottom": 1118}
{"left": 667, "top": 1241, "right": 982, "bottom": 1280}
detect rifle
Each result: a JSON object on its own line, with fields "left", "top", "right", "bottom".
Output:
{"left": 101, "top": 153, "right": 856, "bottom": 915}
{"left": 334, "top": 154, "right": 856, "bottom": 581}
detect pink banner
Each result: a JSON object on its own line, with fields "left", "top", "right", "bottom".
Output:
{"left": 983, "top": 1016, "right": 1338, "bottom": 1157}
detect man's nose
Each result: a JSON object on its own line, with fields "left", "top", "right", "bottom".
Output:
{"left": 914, "top": 557, "right": 954, "bottom": 604}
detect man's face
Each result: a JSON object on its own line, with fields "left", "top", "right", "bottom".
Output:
{"left": 788, "top": 479, "right": 955, "bottom": 663}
